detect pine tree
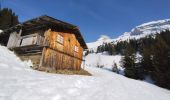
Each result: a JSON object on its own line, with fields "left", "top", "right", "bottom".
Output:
{"left": 112, "top": 62, "right": 119, "bottom": 73}
{"left": 84, "top": 50, "right": 89, "bottom": 56}
{"left": 111, "top": 44, "right": 116, "bottom": 55}
{"left": 104, "top": 43, "right": 109, "bottom": 51}
{"left": 141, "top": 47, "right": 153, "bottom": 75}
{"left": 107, "top": 43, "right": 115, "bottom": 55}
{"left": 152, "top": 35, "right": 170, "bottom": 89}
{"left": 0, "top": 8, "right": 19, "bottom": 29}
{"left": 0, "top": 8, "right": 19, "bottom": 45}
{"left": 160, "top": 30, "right": 170, "bottom": 46}
{"left": 123, "top": 44, "right": 139, "bottom": 79}
{"left": 96, "top": 46, "right": 100, "bottom": 53}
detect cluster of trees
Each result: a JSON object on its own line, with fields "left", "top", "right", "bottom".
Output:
{"left": 122, "top": 30, "right": 170, "bottom": 89}
{"left": 84, "top": 49, "right": 94, "bottom": 56}
{"left": 84, "top": 43, "right": 115, "bottom": 56}
{"left": 96, "top": 43, "right": 115, "bottom": 55}
{"left": 86, "top": 30, "right": 170, "bottom": 89}
{"left": 0, "top": 8, "right": 19, "bottom": 45}
{"left": 95, "top": 40, "right": 139, "bottom": 55}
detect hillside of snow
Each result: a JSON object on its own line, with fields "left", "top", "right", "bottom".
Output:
{"left": 85, "top": 19, "right": 170, "bottom": 85}
{"left": 0, "top": 45, "right": 170, "bottom": 100}
{"left": 84, "top": 52, "right": 124, "bottom": 74}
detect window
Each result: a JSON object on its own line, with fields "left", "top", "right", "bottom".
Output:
{"left": 68, "top": 38, "right": 71, "bottom": 42}
{"left": 20, "top": 36, "right": 37, "bottom": 46}
{"left": 56, "top": 34, "right": 64, "bottom": 44}
{"left": 74, "top": 46, "right": 79, "bottom": 52}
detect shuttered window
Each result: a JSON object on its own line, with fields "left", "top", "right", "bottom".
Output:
{"left": 56, "top": 34, "right": 64, "bottom": 44}
{"left": 74, "top": 46, "right": 79, "bottom": 52}
{"left": 20, "top": 36, "right": 37, "bottom": 46}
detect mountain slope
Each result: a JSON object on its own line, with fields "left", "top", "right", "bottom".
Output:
{"left": 115, "top": 19, "right": 170, "bottom": 42}
{"left": 87, "top": 19, "right": 170, "bottom": 50}
{"left": 87, "top": 35, "right": 113, "bottom": 52}
{"left": 0, "top": 46, "right": 170, "bottom": 100}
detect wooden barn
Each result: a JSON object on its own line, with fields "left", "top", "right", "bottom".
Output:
{"left": 4, "top": 15, "right": 87, "bottom": 71}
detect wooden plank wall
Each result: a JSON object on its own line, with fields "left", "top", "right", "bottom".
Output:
{"left": 7, "top": 30, "right": 45, "bottom": 49}
{"left": 40, "top": 29, "right": 83, "bottom": 70}
{"left": 7, "top": 32, "right": 20, "bottom": 48}
{"left": 40, "top": 48, "right": 82, "bottom": 70}
{"left": 36, "top": 34, "right": 44, "bottom": 46}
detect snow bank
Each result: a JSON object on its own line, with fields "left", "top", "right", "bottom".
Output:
{"left": 0, "top": 45, "right": 30, "bottom": 71}
{"left": 85, "top": 53, "right": 123, "bottom": 70}
{"left": 0, "top": 45, "right": 170, "bottom": 100}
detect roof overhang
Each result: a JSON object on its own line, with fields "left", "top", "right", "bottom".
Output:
{"left": 2, "top": 15, "right": 87, "bottom": 49}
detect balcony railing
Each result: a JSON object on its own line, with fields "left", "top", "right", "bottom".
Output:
{"left": 7, "top": 33, "right": 45, "bottom": 49}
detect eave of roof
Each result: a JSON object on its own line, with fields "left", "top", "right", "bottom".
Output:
{"left": 2, "top": 15, "right": 87, "bottom": 49}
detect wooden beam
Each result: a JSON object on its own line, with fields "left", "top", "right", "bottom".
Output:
{"left": 47, "top": 47, "right": 84, "bottom": 61}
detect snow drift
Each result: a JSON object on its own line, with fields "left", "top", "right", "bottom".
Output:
{"left": 0, "top": 45, "right": 170, "bottom": 100}
{"left": 85, "top": 52, "right": 123, "bottom": 70}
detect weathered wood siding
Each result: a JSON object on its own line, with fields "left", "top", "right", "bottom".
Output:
{"left": 20, "top": 34, "right": 37, "bottom": 46}
{"left": 8, "top": 29, "right": 84, "bottom": 71}
{"left": 7, "top": 32, "right": 20, "bottom": 48}
{"left": 40, "top": 29, "right": 83, "bottom": 70}
{"left": 7, "top": 30, "right": 45, "bottom": 49}
{"left": 40, "top": 48, "right": 82, "bottom": 70}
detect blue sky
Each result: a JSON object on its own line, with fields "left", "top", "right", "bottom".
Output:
{"left": 1, "top": 0, "right": 170, "bottom": 42}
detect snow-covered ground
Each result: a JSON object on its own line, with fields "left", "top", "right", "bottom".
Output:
{"left": 84, "top": 52, "right": 123, "bottom": 71}
{"left": 0, "top": 45, "right": 170, "bottom": 100}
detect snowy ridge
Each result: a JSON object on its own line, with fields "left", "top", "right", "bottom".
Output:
{"left": 87, "top": 35, "right": 113, "bottom": 52}
{"left": 117, "top": 19, "right": 170, "bottom": 41}
{"left": 0, "top": 46, "right": 170, "bottom": 100}
{"left": 87, "top": 19, "right": 170, "bottom": 50}
{"left": 138, "top": 19, "right": 170, "bottom": 27}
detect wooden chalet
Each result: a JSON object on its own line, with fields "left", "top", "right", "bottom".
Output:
{"left": 4, "top": 15, "right": 87, "bottom": 71}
